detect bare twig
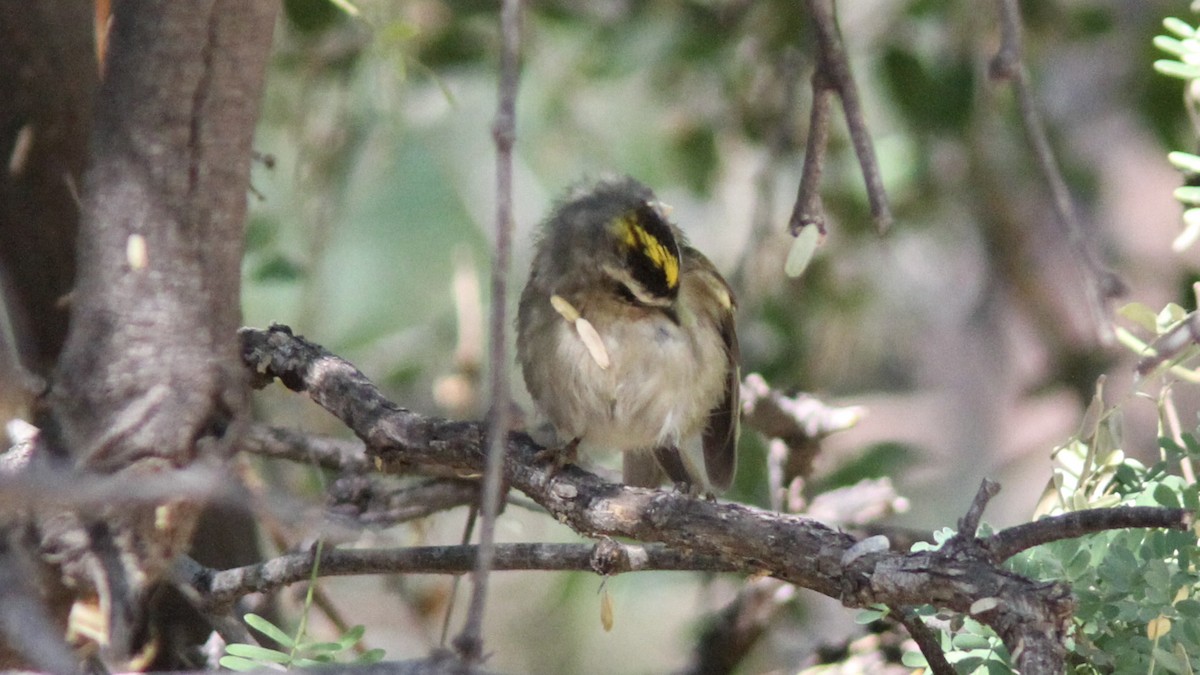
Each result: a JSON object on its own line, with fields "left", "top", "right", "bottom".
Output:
{"left": 958, "top": 478, "right": 1001, "bottom": 536}
{"left": 799, "top": 0, "right": 893, "bottom": 233}
{"left": 327, "top": 476, "right": 479, "bottom": 527}
{"left": 440, "top": 505, "right": 477, "bottom": 648}
{"left": 988, "top": 0, "right": 1124, "bottom": 344}
{"left": 454, "top": 0, "right": 522, "bottom": 662}
{"left": 168, "top": 556, "right": 259, "bottom": 648}
{"left": 1135, "top": 312, "right": 1200, "bottom": 375}
{"left": 790, "top": 62, "right": 835, "bottom": 236}
{"left": 242, "top": 423, "right": 369, "bottom": 474}
{"left": 892, "top": 608, "right": 954, "bottom": 675}
{"left": 985, "top": 506, "right": 1192, "bottom": 563}
{"left": 187, "top": 542, "right": 732, "bottom": 609}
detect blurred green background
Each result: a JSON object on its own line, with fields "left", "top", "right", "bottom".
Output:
{"left": 242, "top": 1, "right": 1199, "bottom": 671}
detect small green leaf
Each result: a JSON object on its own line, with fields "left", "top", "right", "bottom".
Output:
{"left": 1181, "top": 433, "right": 1200, "bottom": 458}
{"left": 1118, "top": 302, "right": 1160, "bottom": 332}
{"left": 219, "top": 655, "right": 278, "bottom": 672}
{"left": 1160, "top": 436, "right": 1186, "bottom": 462}
{"left": 951, "top": 632, "right": 992, "bottom": 650}
{"left": 1176, "top": 599, "right": 1200, "bottom": 617}
{"left": 1157, "top": 303, "right": 1189, "bottom": 329}
{"left": 1065, "top": 547, "right": 1092, "bottom": 580}
{"left": 304, "top": 641, "right": 346, "bottom": 653}
{"left": 357, "top": 648, "right": 387, "bottom": 664}
{"left": 339, "top": 624, "right": 367, "bottom": 649}
{"left": 901, "top": 649, "right": 928, "bottom": 667}
{"left": 853, "top": 606, "right": 888, "bottom": 624}
{"left": 225, "top": 644, "right": 292, "bottom": 664}
{"left": 1156, "top": 35, "right": 1189, "bottom": 57}
{"left": 984, "top": 659, "right": 1012, "bottom": 675}
{"left": 252, "top": 254, "right": 306, "bottom": 283}
{"left": 1164, "top": 17, "right": 1197, "bottom": 39}
{"left": 1153, "top": 483, "right": 1181, "bottom": 509}
{"left": 1156, "top": 59, "right": 1200, "bottom": 80}
{"left": 294, "top": 655, "right": 336, "bottom": 666}
{"left": 1175, "top": 185, "right": 1200, "bottom": 204}
{"left": 1170, "top": 151, "right": 1200, "bottom": 173}
{"left": 1152, "top": 646, "right": 1186, "bottom": 672}
{"left": 327, "top": 0, "right": 360, "bottom": 16}
{"left": 952, "top": 655, "right": 984, "bottom": 671}
{"left": 245, "top": 613, "right": 295, "bottom": 647}
{"left": 1174, "top": 209, "right": 1200, "bottom": 252}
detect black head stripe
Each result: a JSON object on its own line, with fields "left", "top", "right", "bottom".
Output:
{"left": 621, "top": 204, "right": 681, "bottom": 301}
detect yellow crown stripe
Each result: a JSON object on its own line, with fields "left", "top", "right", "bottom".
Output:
{"left": 614, "top": 215, "right": 680, "bottom": 289}
{"left": 642, "top": 234, "right": 679, "bottom": 288}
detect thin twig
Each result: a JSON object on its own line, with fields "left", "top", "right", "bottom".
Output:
{"left": 189, "top": 543, "right": 734, "bottom": 608}
{"left": 1136, "top": 312, "right": 1200, "bottom": 375}
{"left": 327, "top": 476, "right": 479, "bottom": 527}
{"left": 985, "top": 506, "right": 1192, "bottom": 562}
{"left": 440, "top": 505, "right": 478, "bottom": 648}
{"left": 454, "top": 0, "right": 521, "bottom": 662}
{"left": 958, "top": 478, "right": 1001, "bottom": 537}
{"left": 242, "top": 423, "right": 369, "bottom": 473}
{"left": 988, "top": 0, "right": 1123, "bottom": 344}
{"left": 801, "top": 0, "right": 893, "bottom": 232}
{"left": 892, "top": 608, "right": 954, "bottom": 675}
{"left": 789, "top": 83, "right": 834, "bottom": 236}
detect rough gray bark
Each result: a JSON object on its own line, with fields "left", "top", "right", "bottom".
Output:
{"left": 10, "top": 1, "right": 279, "bottom": 669}
{"left": 53, "top": 0, "right": 275, "bottom": 473}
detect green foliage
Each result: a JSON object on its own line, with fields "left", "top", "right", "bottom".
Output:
{"left": 1010, "top": 433, "right": 1200, "bottom": 674}
{"left": 894, "top": 352, "right": 1200, "bottom": 673}
{"left": 899, "top": 607, "right": 1010, "bottom": 674}
{"left": 221, "top": 539, "right": 387, "bottom": 671}
{"left": 1155, "top": 14, "right": 1200, "bottom": 252}
{"left": 220, "top": 614, "right": 386, "bottom": 671}
{"left": 897, "top": 425, "right": 1199, "bottom": 674}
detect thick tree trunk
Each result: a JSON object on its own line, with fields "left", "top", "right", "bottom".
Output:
{"left": 30, "top": 1, "right": 278, "bottom": 668}
{"left": 54, "top": 0, "right": 276, "bottom": 472}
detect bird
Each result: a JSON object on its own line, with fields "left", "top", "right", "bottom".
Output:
{"left": 516, "top": 177, "right": 739, "bottom": 493}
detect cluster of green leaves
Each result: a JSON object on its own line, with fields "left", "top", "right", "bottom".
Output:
{"left": 220, "top": 613, "right": 386, "bottom": 671}
{"left": 221, "top": 537, "right": 386, "bottom": 671}
{"left": 1155, "top": 14, "right": 1200, "bottom": 252}
{"left": 1013, "top": 430, "right": 1200, "bottom": 674}
{"left": 875, "top": 322, "right": 1200, "bottom": 674}
{"left": 888, "top": 425, "right": 1199, "bottom": 674}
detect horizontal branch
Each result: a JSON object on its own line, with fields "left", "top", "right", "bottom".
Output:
{"left": 184, "top": 541, "right": 735, "bottom": 609}
{"left": 985, "top": 506, "right": 1192, "bottom": 562}
{"left": 238, "top": 325, "right": 1189, "bottom": 674}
